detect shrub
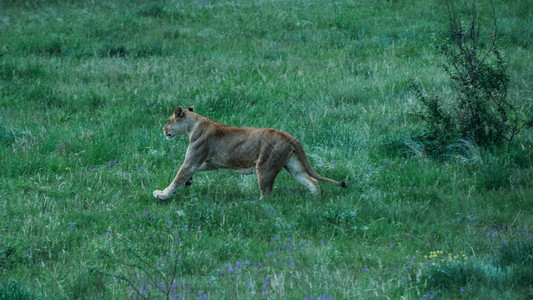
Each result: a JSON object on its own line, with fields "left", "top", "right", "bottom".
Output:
{"left": 417, "top": 228, "right": 533, "bottom": 296}
{"left": 412, "top": 0, "right": 530, "bottom": 155}
{"left": 0, "top": 279, "right": 32, "bottom": 300}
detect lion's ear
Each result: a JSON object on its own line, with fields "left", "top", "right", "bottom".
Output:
{"left": 188, "top": 105, "right": 194, "bottom": 112}
{"left": 174, "top": 106, "right": 185, "bottom": 117}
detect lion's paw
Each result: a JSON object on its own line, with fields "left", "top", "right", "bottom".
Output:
{"left": 153, "top": 190, "right": 170, "bottom": 200}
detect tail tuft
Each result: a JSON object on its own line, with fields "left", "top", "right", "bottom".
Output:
{"left": 339, "top": 182, "right": 347, "bottom": 189}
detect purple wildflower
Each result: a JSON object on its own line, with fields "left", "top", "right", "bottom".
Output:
{"left": 262, "top": 278, "right": 269, "bottom": 295}
{"left": 288, "top": 258, "right": 295, "bottom": 268}
{"left": 140, "top": 279, "right": 148, "bottom": 295}
{"left": 67, "top": 222, "right": 75, "bottom": 233}
{"left": 319, "top": 292, "right": 332, "bottom": 300}
{"left": 171, "top": 294, "right": 182, "bottom": 300}
{"left": 197, "top": 292, "right": 208, "bottom": 300}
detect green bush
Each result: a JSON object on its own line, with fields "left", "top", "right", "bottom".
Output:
{"left": 417, "top": 229, "right": 533, "bottom": 297}
{"left": 0, "top": 279, "right": 32, "bottom": 300}
{"left": 412, "top": 0, "right": 530, "bottom": 154}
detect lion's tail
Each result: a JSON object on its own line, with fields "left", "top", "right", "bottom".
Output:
{"left": 288, "top": 137, "right": 347, "bottom": 189}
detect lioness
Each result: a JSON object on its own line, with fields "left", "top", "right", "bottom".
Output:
{"left": 153, "top": 106, "right": 347, "bottom": 200}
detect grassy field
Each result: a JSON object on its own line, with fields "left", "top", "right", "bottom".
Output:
{"left": 1, "top": 0, "right": 532, "bottom": 299}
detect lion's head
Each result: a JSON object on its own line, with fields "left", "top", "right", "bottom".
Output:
{"left": 163, "top": 105, "right": 194, "bottom": 140}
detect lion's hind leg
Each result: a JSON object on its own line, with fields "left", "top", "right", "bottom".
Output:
{"left": 256, "top": 146, "right": 291, "bottom": 199}
{"left": 184, "top": 177, "right": 194, "bottom": 188}
{"left": 284, "top": 154, "right": 320, "bottom": 196}
{"left": 256, "top": 166, "right": 283, "bottom": 199}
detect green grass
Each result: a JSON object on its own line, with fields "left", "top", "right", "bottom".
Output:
{"left": 1, "top": 0, "right": 532, "bottom": 299}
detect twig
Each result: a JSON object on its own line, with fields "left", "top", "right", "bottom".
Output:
{"left": 99, "top": 249, "right": 160, "bottom": 293}
{"left": 92, "top": 268, "right": 147, "bottom": 299}
{"left": 479, "top": 0, "right": 498, "bottom": 65}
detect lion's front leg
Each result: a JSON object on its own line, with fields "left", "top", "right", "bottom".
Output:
{"left": 153, "top": 163, "right": 199, "bottom": 200}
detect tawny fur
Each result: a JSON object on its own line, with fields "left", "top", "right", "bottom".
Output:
{"left": 153, "top": 106, "right": 347, "bottom": 200}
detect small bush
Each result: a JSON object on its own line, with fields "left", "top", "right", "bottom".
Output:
{"left": 412, "top": 0, "right": 530, "bottom": 155}
{"left": 136, "top": 2, "right": 166, "bottom": 18}
{"left": 422, "top": 259, "right": 495, "bottom": 290}
{"left": 0, "top": 279, "right": 32, "bottom": 300}
{"left": 417, "top": 229, "right": 533, "bottom": 296}
{"left": 0, "top": 127, "right": 15, "bottom": 146}
{"left": 99, "top": 44, "right": 128, "bottom": 58}
{"left": 476, "top": 154, "right": 511, "bottom": 190}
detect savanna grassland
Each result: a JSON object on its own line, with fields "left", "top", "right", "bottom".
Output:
{"left": 1, "top": 0, "right": 532, "bottom": 299}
